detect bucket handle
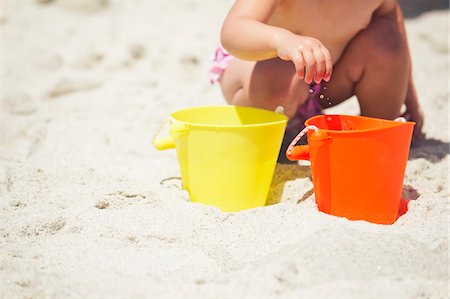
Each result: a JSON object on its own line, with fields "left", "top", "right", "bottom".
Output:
{"left": 152, "top": 118, "right": 175, "bottom": 150}
{"left": 286, "top": 125, "right": 319, "bottom": 161}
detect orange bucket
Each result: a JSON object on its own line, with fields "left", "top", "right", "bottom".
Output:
{"left": 286, "top": 115, "right": 415, "bottom": 224}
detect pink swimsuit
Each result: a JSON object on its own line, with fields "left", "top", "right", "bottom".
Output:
{"left": 209, "top": 47, "right": 233, "bottom": 84}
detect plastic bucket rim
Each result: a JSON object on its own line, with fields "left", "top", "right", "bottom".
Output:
{"left": 169, "top": 105, "right": 288, "bottom": 129}
{"left": 305, "top": 114, "right": 415, "bottom": 135}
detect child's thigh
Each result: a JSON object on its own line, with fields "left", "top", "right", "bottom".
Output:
{"left": 319, "top": 16, "right": 409, "bottom": 112}
{"left": 317, "top": 54, "right": 361, "bottom": 108}
{"left": 221, "top": 57, "right": 309, "bottom": 117}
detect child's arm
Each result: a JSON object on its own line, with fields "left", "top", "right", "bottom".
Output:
{"left": 376, "top": 0, "right": 424, "bottom": 138}
{"left": 221, "top": 0, "right": 332, "bottom": 84}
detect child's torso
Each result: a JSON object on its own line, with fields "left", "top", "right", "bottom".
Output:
{"left": 269, "top": 0, "right": 383, "bottom": 63}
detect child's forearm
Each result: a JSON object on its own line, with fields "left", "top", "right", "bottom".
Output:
{"left": 221, "top": 16, "right": 292, "bottom": 61}
{"left": 220, "top": 0, "right": 331, "bottom": 84}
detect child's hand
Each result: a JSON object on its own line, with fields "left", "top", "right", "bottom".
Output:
{"left": 276, "top": 33, "right": 332, "bottom": 84}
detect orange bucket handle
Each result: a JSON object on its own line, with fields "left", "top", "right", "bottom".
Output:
{"left": 286, "top": 125, "right": 319, "bottom": 161}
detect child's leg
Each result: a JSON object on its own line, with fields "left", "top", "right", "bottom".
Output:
{"left": 220, "top": 16, "right": 409, "bottom": 121}
{"left": 319, "top": 17, "right": 410, "bottom": 119}
{"left": 219, "top": 57, "right": 310, "bottom": 119}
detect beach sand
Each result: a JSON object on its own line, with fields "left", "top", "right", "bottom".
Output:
{"left": 1, "top": 1, "right": 448, "bottom": 298}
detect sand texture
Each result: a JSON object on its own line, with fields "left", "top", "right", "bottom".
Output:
{"left": 1, "top": 1, "right": 449, "bottom": 298}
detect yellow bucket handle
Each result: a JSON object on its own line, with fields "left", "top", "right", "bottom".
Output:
{"left": 152, "top": 118, "right": 175, "bottom": 150}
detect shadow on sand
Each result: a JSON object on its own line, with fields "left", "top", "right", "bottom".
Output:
{"left": 267, "top": 136, "right": 444, "bottom": 220}
{"left": 398, "top": 0, "right": 449, "bottom": 18}
{"left": 409, "top": 137, "right": 450, "bottom": 163}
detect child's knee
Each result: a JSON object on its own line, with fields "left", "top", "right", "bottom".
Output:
{"left": 249, "top": 59, "right": 307, "bottom": 114}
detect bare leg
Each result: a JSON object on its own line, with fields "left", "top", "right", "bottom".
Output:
{"left": 319, "top": 17, "right": 410, "bottom": 119}
{"left": 219, "top": 57, "right": 310, "bottom": 119}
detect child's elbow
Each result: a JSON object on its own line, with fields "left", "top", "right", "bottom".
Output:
{"left": 220, "top": 18, "right": 239, "bottom": 53}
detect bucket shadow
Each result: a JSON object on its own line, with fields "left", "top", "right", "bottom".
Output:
{"left": 410, "top": 137, "right": 449, "bottom": 163}
{"left": 267, "top": 162, "right": 421, "bottom": 223}
{"left": 398, "top": 0, "right": 449, "bottom": 18}
{"left": 266, "top": 163, "right": 312, "bottom": 206}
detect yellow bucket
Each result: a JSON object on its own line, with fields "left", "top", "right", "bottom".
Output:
{"left": 153, "top": 105, "right": 288, "bottom": 212}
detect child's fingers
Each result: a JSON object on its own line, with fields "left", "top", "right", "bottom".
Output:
{"left": 320, "top": 46, "right": 333, "bottom": 81}
{"left": 293, "top": 54, "right": 305, "bottom": 79}
{"left": 289, "top": 48, "right": 305, "bottom": 79}
{"left": 302, "top": 49, "right": 316, "bottom": 84}
{"left": 312, "top": 47, "right": 326, "bottom": 84}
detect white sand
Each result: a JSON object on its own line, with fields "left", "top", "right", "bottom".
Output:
{"left": 1, "top": 1, "right": 448, "bottom": 298}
